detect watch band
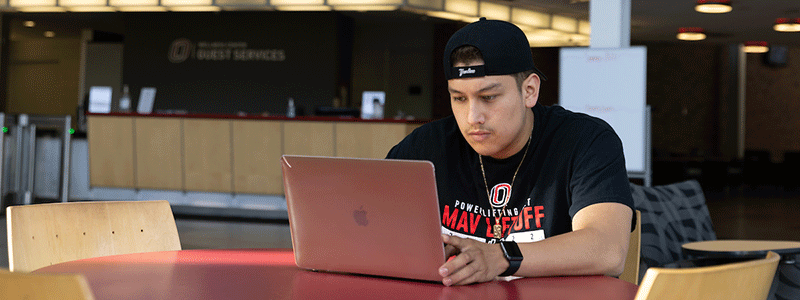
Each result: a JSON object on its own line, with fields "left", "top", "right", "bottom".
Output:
{"left": 499, "top": 241, "right": 523, "bottom": 277}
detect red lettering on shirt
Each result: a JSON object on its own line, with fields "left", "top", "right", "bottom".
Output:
{"left": 502, "top": 216, "right": 512, "bottom": 234}
{"left": 535, "top": 206, "right": 545, "bottom": 228}
{"left": 513, "top": 214, "right": 524, "bottom": 231}
{"left": 456, "top": 211, "right": 469, "bottom": 232}
{"left": 485, "top": 217, "right": 494, "bottom": 238}
{"left": 468, "top": 213, "right": 481, "bottom": 234}
{"left": 443, "top": 205, "right": 459, "bottom": 228}
{"left": 523, "top": 206, "right": 533, "bottom": 229}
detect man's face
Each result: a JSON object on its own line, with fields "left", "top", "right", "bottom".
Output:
{"left": 448, "top": 63, "right": 538, "bottom": 159}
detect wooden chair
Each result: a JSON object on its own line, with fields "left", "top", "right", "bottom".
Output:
{"left": 6, "top": 200, "right": 182, "bottom": 272}
{"left": 634, "top": 251, "right": 780, "bottom": 300}
{"left": 620, "top": 209, "right": 642, "bottom": 285}
{"left": 0, "top": 269, "right": 94, "bottom": 300}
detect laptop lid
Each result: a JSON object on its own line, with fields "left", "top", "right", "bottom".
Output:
{"left": 281, "top": 155, "right": 445, "bottom": 282}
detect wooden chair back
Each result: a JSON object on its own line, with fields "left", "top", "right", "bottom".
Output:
{"left": 635, "top": 251, "right": 780, "bottom": 300}
{"left": 620, "top": 209, "right": 642, "bottom": 285}
{"left": 1, "top": 269, "right": 94, "bottom": 300}
{"left": 7, "top": 200, "right": 182, "bottom": 272}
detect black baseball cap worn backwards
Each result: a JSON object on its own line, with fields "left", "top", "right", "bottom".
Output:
{"left": 444, "top": 17, "right": 547, "bottom": 81}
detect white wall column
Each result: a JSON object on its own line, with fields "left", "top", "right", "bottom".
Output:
{"left": 590, "top": 0, "right": 631, "bottom": 48}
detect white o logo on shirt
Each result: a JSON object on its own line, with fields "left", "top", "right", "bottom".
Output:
{"left": 490, "top": 183, "right": 512, "bottom": 208}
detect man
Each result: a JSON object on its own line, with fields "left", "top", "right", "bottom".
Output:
{"left": 386, "top": 18, "right": 635, "bottom": 286}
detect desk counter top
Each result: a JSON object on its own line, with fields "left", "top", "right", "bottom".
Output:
{"left": 87, "top": 112, "right": 429, "bottom": 124}
{"left": 35, "top": 249, "right": 639, "bottom": 300}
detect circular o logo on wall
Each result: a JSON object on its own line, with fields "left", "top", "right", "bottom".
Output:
{"left": 168, "top": 39, "right": 192, "bottom": 63}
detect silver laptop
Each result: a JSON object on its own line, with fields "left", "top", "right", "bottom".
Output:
{"left": 281, "top": 155, "right": 446, "bottom": 282}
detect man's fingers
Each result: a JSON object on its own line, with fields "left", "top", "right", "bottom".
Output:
{"left": 444, "top": 258, "right": 487, "bottom": 286}
{"left": 440, "top": 250, "right": 471, "bottom": 276}
{"left": 439, "top": 235, "right": 496, "bottom": 286}
{"left": 442, "top": 234, "right": 472, "bottom": 248}
{"left": 444, "top": 244, "right": 459, "bottom": 258}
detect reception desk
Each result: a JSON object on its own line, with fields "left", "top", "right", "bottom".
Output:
{"left": 87, "top": 113, "right": 423, "bottom": 195}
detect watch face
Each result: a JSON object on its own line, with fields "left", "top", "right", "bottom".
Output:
{"left": 502, "top": 242, "right": 523, "bottom": 261}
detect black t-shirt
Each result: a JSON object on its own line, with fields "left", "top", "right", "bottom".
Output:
{"left": 386, "top": 104, "right": 635, "bottom": 243}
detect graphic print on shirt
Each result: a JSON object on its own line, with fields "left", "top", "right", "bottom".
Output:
{"left": 441, "top": 183, "right": 546, "bottom": 243}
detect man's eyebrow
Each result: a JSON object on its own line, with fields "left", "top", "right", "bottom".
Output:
{"left": 448, "top": 83, "right": 502, "bottom": 94}
{"left": 478, "top": 83, "right": 501, "bottom": 93}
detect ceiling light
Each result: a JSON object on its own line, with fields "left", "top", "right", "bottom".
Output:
{"left": 677, "top": 27, "right": 706, "bottom": 41}
{"left": 327, "top": 0, "right": 402, "bottom": 5}
{"left": 444, "top": 0, "right": 478, "bottom": 17}
{"left": 551, "top": 15, "right": 578, "bottom": 33}
{"left": 479, "top": 1, "right": 510, "bottom": 22}
{"left": 695, "top": 0, "right": 732, "bottom": 14}
{"left": 424, "top": 10, "right": 476, "bottom": 23}
{"left": 60, "top": 0, "right": 105, "bottom": 5}
{"left": 169, "top": 5, "right": 221, "bottom": 11}
{"left": 68, "top": 6, "right": 117, "bottom": 11}
{"left": 270, "top": 0, "right": 323, "bottom": 5}
{"left": 44, "top": 31, "right": 55, "bottom": 38}
{"left": 116, "top": 5, "right": 168, "bottom": 11}
{"left": 331, "top": 5, "right": 399, "bottom": 11}
{"left": 273, "top": 5, "right": 330, "bottom": 10}
{"left": 743, "top": 41, "right": 769, "bottom": 53}
{"left": 110, "top": 0, "right": 159, "bottom": 6}
{"left": 23, "top": 21, "right": 35, "bottom": 27}
{"left": 511, "top": 7, "right": 550, "bottom": 29}
{"left": 774, "top": 18, "right": 800, "bottom": 32}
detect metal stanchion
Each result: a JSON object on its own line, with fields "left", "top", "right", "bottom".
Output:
{"left": 61, "top": 116, "right": 72, "bottom": 203}
{"left": 24, "top": 124, "right": 36, "bottom": 205}
{"left": 0, "top": 113, "right": 5, "bottom": 208}
{"left": 4, "top": 114, "right": 73, "bottom": 205}
{"left": 13, "top": 115, "right": 26, "bottom": 205}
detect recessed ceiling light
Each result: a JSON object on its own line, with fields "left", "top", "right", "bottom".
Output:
{"left": 677, "top": 27, "right": 706, "bottom": 41}
{"left": 744, "top": 41, "right": 769, "bottom": 53}
{"left": 695, "top": 0, "right": 732, "bottom": 14}
{"left": 24, "top": 21, "right": 36, "bottom": 27}
{"left": 774, "top": 18, "right": 800, "bottom": 32}
{"left": 44, "top": 31, "right": 56, "bottom": 38}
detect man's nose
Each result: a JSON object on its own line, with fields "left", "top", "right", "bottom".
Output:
{"left": 467, "top": 100, "right": 485, "bottom": 125}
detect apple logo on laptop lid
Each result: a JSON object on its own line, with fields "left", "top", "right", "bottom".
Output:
{"left": 353, "top": 206, "right": 368, "bottom": 226}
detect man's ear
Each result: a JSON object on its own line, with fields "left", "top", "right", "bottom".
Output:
{"left": 522, "top": 73, "right": 540, "bottom": 108}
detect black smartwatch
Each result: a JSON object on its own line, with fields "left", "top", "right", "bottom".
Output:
{"left": 499, "top": 241, "right": 523, "bottom": 277}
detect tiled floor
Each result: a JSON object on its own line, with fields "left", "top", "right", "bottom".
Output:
{"left": 1, "top": 187, "right": 798, "bottom": 270}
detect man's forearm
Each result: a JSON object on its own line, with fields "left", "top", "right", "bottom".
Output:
{"left": 509, "top": 203, "right": 632, "bottom": 278}
{"left": 512, "top": 227, "right": 628, "bottom": 277}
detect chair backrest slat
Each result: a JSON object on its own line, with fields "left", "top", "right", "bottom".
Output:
{"left": 7, "top": 200, "right": 181, "bottom": 272}
{"left": 1, "top": 269, "right": 95, "bottom": 300}
{"left": 620, "top": 209, "right": 642, "bottom": 285}
{"left": 635, "top": 251, "right": 780, "bottom": 300}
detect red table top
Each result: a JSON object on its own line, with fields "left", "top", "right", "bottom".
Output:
{"left": 35, "top": 249, "right": 639, "bottom": 300}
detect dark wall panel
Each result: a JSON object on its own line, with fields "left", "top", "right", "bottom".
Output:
{"left": 122, "top": 11, "right": 341, "bottom": 115}
{"left": 643, "top": 42, "right": 721, "bottom": 158}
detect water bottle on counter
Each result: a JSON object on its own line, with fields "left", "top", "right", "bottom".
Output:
{"left": 119, "top": 84, "right": 131, "bottom": 113}
{"left": 287, "top": 98, "right": 296, "bottom": 118}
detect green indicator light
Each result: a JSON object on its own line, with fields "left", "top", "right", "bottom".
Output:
{"left": 2, "top": 127, "right": 7, "bottom": 133}
{"left": 69, "top": 128, "right": 75, "bottom": 135}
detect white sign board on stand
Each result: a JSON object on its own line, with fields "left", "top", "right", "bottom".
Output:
{"left": 559, "top": 46, "right": 647, "bottom": 174}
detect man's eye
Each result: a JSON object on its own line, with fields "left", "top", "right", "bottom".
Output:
{"left": 481, "top": 95, "right": 496, "bottom": 101}
{"left": 452, "top": 97, "right": 466, "bottom": 102}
